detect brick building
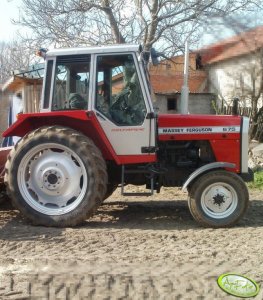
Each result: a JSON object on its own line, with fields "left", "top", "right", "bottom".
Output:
{"left": 149, "top": 53, "right": 215, "bottom": 114}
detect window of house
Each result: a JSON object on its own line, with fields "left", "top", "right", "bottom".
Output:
{"left": 196, "top": 53, "right": 203, "bottom": 70}
{"left": 167, "top": 98, "right": 177, "bottom": 111}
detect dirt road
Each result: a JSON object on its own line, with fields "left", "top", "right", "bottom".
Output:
{"left": 0, "top": 187, "right": 262, "bottom": 299}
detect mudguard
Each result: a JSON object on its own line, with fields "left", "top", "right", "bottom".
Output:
{"left": 182, "top": 162, "right": 236, "bottom": 191}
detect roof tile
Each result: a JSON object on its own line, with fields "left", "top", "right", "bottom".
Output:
{"left": 199, "top": 25, "right": 263, "bottom": 64}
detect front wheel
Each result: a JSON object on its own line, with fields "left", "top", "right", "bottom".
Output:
{"left": 4, "top": 126, "right": 107, "bottom": 227}
{"left": 188, "top": 170, "right": 249, "bottom": 228}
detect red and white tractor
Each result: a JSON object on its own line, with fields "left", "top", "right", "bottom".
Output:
{"left": 0, "top": 45, "right": 253, "bottom": 227}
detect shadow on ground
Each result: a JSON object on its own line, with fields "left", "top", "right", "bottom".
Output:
{"left": 84, "top": 199, "right": 263, "bottom": 229}
{"left": 0, "top": 198, "right": 263, "bottom": 241}
{"left": 85, "top": 200, "right": 195, "bottom": 230}
{"left": 0, "top": 199, "right": 64, "bottom": 241}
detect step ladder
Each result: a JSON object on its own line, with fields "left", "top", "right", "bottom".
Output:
{"left": 121, "top": 165, "right": 154, "bottom": 196}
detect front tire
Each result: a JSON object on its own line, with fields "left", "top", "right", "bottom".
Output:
{"left": 188, "top": 170, "right": 249, "bottom": 228}
{"left": 4, "top": 126, "right": 107, "bottom": 227}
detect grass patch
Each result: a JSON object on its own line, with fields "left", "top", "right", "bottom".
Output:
{"left": 248, "top": 171, "right": 263, "bottom": 189}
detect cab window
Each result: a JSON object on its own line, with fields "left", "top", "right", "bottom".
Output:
{"left": 52, "top": 55, "right": 90, "bottom": 110}
{"left": 95, "top": 54, "right": 146, "bottom": 125}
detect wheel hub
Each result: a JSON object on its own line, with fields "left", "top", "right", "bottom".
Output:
{"left": 213, "top": 193, "right": 225, "bottom": 207}
{"left": 201, "top": 182, "right": 238, "bottom": 219}
{"left": 42, "top": 168, "right": 63, "bottom": 190}
{"left": 47, "top": 173, "right": 58, "bottom": 185}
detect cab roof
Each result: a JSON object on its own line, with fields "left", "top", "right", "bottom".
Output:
{"left": 46, "top": 44, "right": 140, "bottom": 57}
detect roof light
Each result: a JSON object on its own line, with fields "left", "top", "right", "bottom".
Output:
{"left": 36, "top": 48, "right": 48, "bottom": 58}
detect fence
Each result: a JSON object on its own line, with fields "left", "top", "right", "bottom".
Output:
{"left": 217, "top": 105, "right": 263, "bottom": 142}
{"left": 219, "top": 106, "right": 254, "bottom": 117}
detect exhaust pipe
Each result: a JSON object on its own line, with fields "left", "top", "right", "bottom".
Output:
{"left": 181, "top": 40, "right": 189, "bottom": 114}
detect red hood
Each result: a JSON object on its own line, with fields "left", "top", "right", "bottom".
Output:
{"left": 157, "top": 113, "right": 243, "bottom": 173}
{"left": 158, "top": 114, "right": 241, "bottom": 128}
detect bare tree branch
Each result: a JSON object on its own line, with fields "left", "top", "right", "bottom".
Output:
{"left": 0, "top": 39, "right": 39, "bottom": 83}
{"left": 12, "top": 0, "right": 262, "bottom": 55}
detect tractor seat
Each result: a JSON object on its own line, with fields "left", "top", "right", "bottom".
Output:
{"left": 68, "top": 93, "right": 87, "bottom": 110}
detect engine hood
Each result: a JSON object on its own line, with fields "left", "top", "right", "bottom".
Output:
{"left": 158, "top": 114, "right": 241, "bottom": 127}
{"left": 157, "top": 114, "right": 242, "bottom": 140}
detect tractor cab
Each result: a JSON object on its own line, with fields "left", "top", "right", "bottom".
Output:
{"left": 39, "top": 45, "right": 156, "bottom": 157}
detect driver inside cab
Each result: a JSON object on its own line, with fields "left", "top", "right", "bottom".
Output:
{"left": 110, "top": 61, "right": 145, "bottom": 125}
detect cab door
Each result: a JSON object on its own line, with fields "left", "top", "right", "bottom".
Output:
{"left": 91, "top": 53, "right": 156, "bottom": 158}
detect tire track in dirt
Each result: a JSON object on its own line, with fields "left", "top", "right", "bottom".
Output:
{"left": 0, "top": 188, "right": 262, "bottom": 299}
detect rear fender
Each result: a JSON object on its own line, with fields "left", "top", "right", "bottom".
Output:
{"left": 182, "top": 162, "right": 236, "bottom": 192}
{"left": 3, "top": 111, "right": 120, "bottom": 163}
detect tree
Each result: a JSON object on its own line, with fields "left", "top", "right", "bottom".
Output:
{"left": 233, "top": 49, "right": 263, "bottom": 141}
{"left": 234, "top": 45, "right": 263, "bottom": 141}
{"left": 16, "top": 0, "right": 262, "bottom": 55}
{"left": 0, "top": 39, "right": 37, "bottom": 84}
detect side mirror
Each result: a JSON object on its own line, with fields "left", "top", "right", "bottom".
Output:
{"left": 140, "top": 46, "right": 164, "bottom": 66}
{"left": 150, "top": 48, "right": 160, "bottom": 66}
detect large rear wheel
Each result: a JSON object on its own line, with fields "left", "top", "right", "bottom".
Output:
{"left": 0, "top": 188, "right": 7, "bottom": 204}
{"left": 103, "top": 183, "right": 118, "bottom": 201}
{"left": 5, "top": 126, "right": 107, "bottom": 227}
{"left": 188, "top": 170, "right": 249, "bottom": 228}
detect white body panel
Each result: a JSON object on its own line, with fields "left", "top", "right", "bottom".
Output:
{"left": 90, "top": 52, "right": 156, "bottom": 155}
{"left": 97, "top": 114, "right": 153, "bottom": 155}
{"left": 241, "top": 117, "right": 249, "bottom": 173}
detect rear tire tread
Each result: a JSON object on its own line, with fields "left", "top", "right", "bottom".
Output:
{"left": 5, "top": 125, "right": 107, "bottom": 227}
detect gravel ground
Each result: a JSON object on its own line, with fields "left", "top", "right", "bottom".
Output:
{"left": 0, "top": 186, "right": 262, "bottom": 299}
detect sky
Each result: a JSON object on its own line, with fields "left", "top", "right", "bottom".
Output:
{"left": 0, "top": 0, "right": 262, "bottom": 48}
{"left": 0, "top": 0, "right": 231, "bottom": 48}
{"left": 0, "top": 0, "right": 23, "bottom": 41}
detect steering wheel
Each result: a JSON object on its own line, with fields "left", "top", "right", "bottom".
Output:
{"left": 108, "top": 89, "right": 133, "bottom": 125}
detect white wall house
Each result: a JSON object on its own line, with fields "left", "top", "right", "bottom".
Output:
{"left": 208, "top": 54, "right": 263, "bottom": 108}
{"left": 199, "top": 25, "right": 263, "bottom": 110}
